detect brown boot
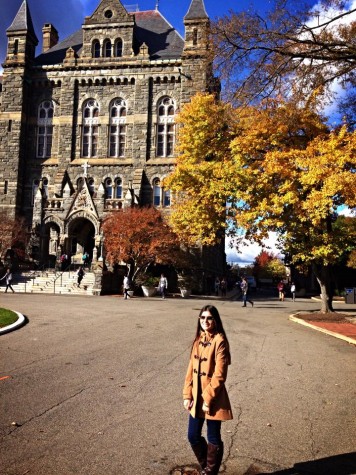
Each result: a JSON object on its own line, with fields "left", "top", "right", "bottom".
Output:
{"left": 202, "top": 442, "right": 224, "bottom": 475}
{"left": 191, "top": 437, "right": 208, "bottom": 471}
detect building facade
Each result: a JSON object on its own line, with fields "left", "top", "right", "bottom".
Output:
{"left": 0, "top": 0, "right": 224, "bottom": 285}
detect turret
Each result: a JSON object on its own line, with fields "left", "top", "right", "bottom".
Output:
{"left": 4, "top": 0, "right": 38, "bottom": 66}
{"left": 183, "top": 0, "right": 209, "bottom": 57}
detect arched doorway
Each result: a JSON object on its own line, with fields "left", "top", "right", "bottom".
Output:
{"left": 67, "top": 217, "right": 95, "bottom": 262}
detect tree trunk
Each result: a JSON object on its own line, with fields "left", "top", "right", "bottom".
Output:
{"left": 312, "top": 263, "right": 334, "bottom": 313}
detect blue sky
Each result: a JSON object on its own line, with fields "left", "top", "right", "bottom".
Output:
{"left": 0, "top": 0, "right": 271, "bottom": 66}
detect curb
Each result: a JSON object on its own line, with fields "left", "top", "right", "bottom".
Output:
{"left": 289, "top": 315, "right": 356, "bottom": 346}
{"left": 0, "top": 311, "right": 26, "bottom": 335}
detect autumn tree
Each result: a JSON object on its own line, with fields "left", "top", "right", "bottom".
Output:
{"left": 164, "top": 93, "right": 236, "bottom": 245}
{"left": 253, "top": 250, "right": 286, "bottom": 282}
{"left": 166, "top": 93, "right": 356, "bottom": 313}
{"left": 102, "top": 207, "right": 188, "bottom": 283}
{"left": 0, "top": 211, "right": 28, "bottom": 262}
{"left": 211, "top": 0, "right": 356, "bottom": 108}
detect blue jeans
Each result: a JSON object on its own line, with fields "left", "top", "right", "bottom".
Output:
{"left": 188, "top": 415, "right": 222, "bottom": 446}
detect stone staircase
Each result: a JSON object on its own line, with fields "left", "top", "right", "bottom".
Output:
{"left": 1, "top": 270, "right": 96, "bottom": 295}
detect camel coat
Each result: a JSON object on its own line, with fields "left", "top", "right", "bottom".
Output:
{"left": 183, "top": 331, "right": 233, "bottom": 421}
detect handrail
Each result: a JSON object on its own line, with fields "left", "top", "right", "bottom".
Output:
{"left": 24, "top": 264, "right": 47, "bottom": 293}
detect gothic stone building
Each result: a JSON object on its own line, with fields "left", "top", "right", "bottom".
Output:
{"left": 0, "top": 0, "right": 224, "bottom": 287}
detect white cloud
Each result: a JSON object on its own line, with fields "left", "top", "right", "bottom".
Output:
{"left": 225, "top": 232, "right": 282, "bottom": 266}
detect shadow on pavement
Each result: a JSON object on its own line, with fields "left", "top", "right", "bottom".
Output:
{"left": 250, "top": 451, "right": 356, "bottom": 474}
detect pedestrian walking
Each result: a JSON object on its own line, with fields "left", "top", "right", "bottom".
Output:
{"left": 220, "top": 278, "right": 227, "bottom": 297}
{"left": 159, "top": 273, "right": 168, "bottom": 299}
{"left": 123, "top": 274, "right": 131, "bottom": 299}
{"left": 0, "top": 268, "right": 15, "bottom": 293}
{"left": 277, "top": 281, "right": 285, "bottom": 301}
{"left": 77, "top": 266, "right": 85, "bottom": 287}
{"left": 183, "top": 304, "right": 233, "bottom": 474}
{"left": 241, "top": 277, "right": 253, "bottom": 307}
{"left": 290, "top": 282, "right": 296, "bottom": 302}
{"left": 214, "top": 277, "right": 220, "bottom": 296}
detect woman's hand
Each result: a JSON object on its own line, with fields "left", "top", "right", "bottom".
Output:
{"left": 183, "top": 399, "right": 192, "bottom": 411}
{"left": 202, "top": 402, "right": 209, "bottom": 413}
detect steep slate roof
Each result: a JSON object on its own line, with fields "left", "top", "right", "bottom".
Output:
{"left": 184, "top": 0, "right": 208, "bottom": 20}
{"left": 35, "top": 9, "right": 184, "bottom": 66}
{"left": 7, "top": 0, "right": 38, "bottom": 42}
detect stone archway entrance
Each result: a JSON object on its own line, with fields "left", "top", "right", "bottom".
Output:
{"left": 67, "top": 217, "right": 96, "bottom": 263}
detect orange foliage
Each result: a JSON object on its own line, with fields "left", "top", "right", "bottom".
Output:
{"left": 102, "top": 207, "right": 181, "bottom": 280}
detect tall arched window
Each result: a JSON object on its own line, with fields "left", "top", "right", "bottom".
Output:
{"left": 192, "top": 28, "right": 198, "bottom": 46}
{"left": 92, "top": 40, "right": 100, "bottom": 58}
{"left": 81, "top": 99, "right": 99, "bottom": 158}
{"left": 109, "top": 98, "right": 127, "bottom": 157}
{"left": 103, "top": 39, "right": 112, "bottom": 57}
{"left": 105, "top": 178, "right": 113, "bottom": 199}
{"left": 153, "top": 178, "right": 161, "bottom": 206}
{"left": 152, "top": 178, "right": 171, "bottom": 207}
{"left": 115, "top": 178, "right": 122, "bottom": 198}
{"left": 37, "top": 100, "right": 54, "bottom": 158}
{"left": 156, "top": 97, "right": 176, "bottom": 157}
{"left": 115, "top": 38, "right": 123, "bottom": 57}
{"left": 88, "top": 178, "right": 95, "bottom": 195}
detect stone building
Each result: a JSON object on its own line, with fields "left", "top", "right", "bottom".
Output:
{"left": 0, "top": 0, "right": 224, "bottom": 289}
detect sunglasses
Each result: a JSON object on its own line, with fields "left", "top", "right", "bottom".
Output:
{"left": 199, "top": 316, "right": 214, "bottom": 321}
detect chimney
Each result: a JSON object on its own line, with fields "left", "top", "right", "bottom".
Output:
{"left": 42, "top": 23, "right": 58, "bottom": 52}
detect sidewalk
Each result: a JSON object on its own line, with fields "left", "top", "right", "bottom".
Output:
{"left": 289, "top": 313, "right": 356, "bottom": 346}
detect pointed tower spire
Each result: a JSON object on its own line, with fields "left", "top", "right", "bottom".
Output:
{"left": 7, "top": 0, "right": 38, "bottom": 42}
{"left": 5, "top": 0, "right": 38, "bottom": 65}
{"left": 184, "top": 0, "right": 208, "bottom": 21}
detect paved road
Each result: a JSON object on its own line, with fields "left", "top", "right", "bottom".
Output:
{"left": 1, "top": 294, "right": 355, "bottom": 475}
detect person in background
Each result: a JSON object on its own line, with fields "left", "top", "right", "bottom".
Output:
{"left": 241, "top": 277, "right": 253, "bottom": 307}
{"left": 77, "top": 266, "right": 85, "bottom": 288}
{"left": 159, "top": 273, "right": 168, "bottom": 299}
{"left": 0, "top": 268, "right": 14, "bottom": 293}
{"left": 277, "top": 281, "right": 285, "bottom": 301}
{"left": 123, "top": 274, "right": 131, "bottom": 299}
{"left": 290, "top": 282, "right": 296, "bottom": 302}
{"left": 183, "top": 305, "right": 233, "bottom": 475}
{"left": 214, "top": 277, "right": 220, "bottom": 297}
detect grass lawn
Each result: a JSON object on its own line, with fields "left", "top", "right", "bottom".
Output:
{"left": 0, "top": 308, "right": 18, "bottom": 328}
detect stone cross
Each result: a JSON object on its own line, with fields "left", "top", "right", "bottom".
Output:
{"left": 81, "top": 161, "right": 91, "bottom": 177}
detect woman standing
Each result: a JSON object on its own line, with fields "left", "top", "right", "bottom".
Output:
{"left": 183, "top": 305, "right": 233, "bottom": 474}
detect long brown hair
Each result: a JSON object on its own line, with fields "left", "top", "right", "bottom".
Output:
{"left": 192, "top": 304, "right": 231, "bottom": 364}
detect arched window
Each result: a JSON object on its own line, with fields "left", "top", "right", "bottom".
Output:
{"left": 153, "top": 178, "right": 161, "bottom": 206}
{"left": 163, "top": 189, "right": 170, "bottom": 207}
{"left": 156, "top": 97, "right": 176, "bottom": 157}
{"left": 37, "top": 100, "right": 54, "bottom": 158}
{"left": 115, "top": 38, "right": 123, "bottom": 57}
{"left": 88, "top": 178, "right": 95, "bottom": 194}
{"left": 92, "top": 40, "right": 100, "bottom": 58}
{"left": 109, "top": 98, "right": 127, "bottom": 157}
{"left": 115, "top": 178, "right": 122, "bottom": 198}
{"left": 152, "top": 178, "right": 171, "bottom": 207}
{"left": 105, "top": 178, "right": 113, "bottom": 199}
{"left": 81, "top": 99, "right": 99, "bottom": 158}
{"left": 103, "top": 39, "right": 112, "bottom": 57}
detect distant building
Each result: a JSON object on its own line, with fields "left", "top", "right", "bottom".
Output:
{"left": 0, "top": 0, "right": 225, "bottom": 289}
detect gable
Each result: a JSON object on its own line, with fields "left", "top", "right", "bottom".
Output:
{"left": 84, "top": 0, "right": 133, "bottom": 26}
